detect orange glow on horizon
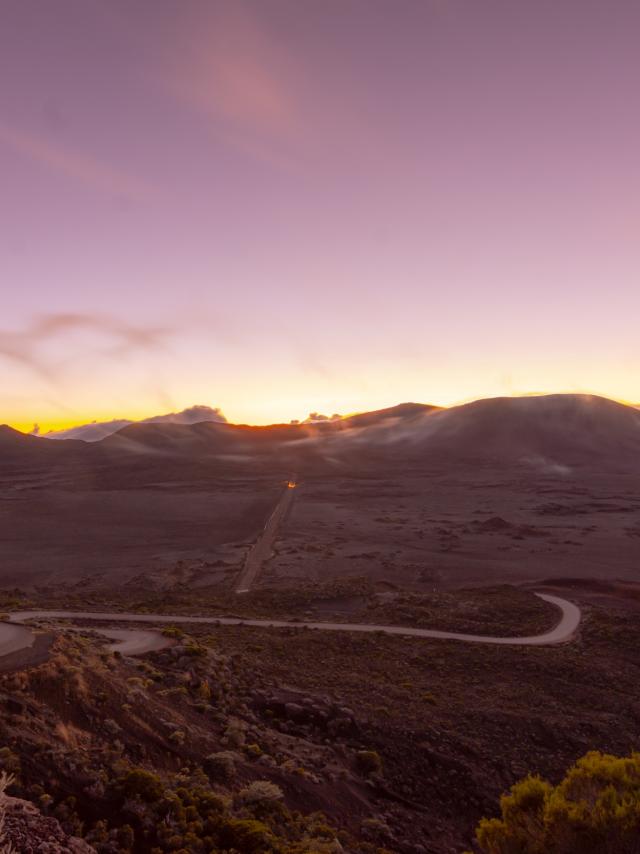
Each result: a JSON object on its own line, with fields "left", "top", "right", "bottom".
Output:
{"left": 4, "top": 387, "right": 639, "bottom": 437}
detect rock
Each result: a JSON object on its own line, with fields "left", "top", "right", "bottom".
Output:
{"left": 328, "top": 716, "right": 356, "bottom": 736}
{"left": 103, "top": 718, "right": 121, "bottom": 736}
{"left": 284, "top": 702, "right": 306, "bottom": 721}
{"left": 3, "top": 795, "right": 96, "bottom": 852}
{"left": 337, "top": 706, "right": 355, "bottom": 718}
{"left": 5, "top": 697, "right": 26, "bottom": 716}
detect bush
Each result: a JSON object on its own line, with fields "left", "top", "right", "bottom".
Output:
{"left": 121, "top": 768, "right": 165, "bottom": 803}
{"left": 355, "top": 750, "right": 383, "bottom": 777}
{"left": 219, "top": 817, "right": 276, "bottom": 852}
{"left": 474, "top": 750, "right": 640, "bottom": 854}
{"left": 0, "top": 748, "right": 20, "bottom": 775}
{"left": 245, "top": 742, "right": 263, "bottom": 759}
{"left": 238, "top": 780, "right": 284, "bottom": 806}
{"left": 184, "top": 641, "right": 206, "bottom": 657}
{"left": 204, "top": 751, "right": 238, "bottom": 783}
{"left": 161, "top": 626, "right": 184, "bottom": 638}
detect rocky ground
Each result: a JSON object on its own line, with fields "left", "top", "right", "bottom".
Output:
{"left": 2, "top": 793, "right": 95, "bottom": 852}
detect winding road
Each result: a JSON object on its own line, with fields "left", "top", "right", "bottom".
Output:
{"left": 0, "top": 592, "right": 581, "bottom": 661}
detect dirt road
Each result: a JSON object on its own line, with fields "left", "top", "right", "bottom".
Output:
{"left": 235, "top": 478, "right": 297, "bottom": 593}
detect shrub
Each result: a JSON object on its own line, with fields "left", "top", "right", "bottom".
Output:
{"left": 184, "top": 641, "right": 206, "bottom": 657}
{"left": 161, "top": 626, "right": 184, "bottom": 638}
{"left": 474, "top": 750, "right": 640, "bottom": 854}
{"left": 0, "top": 748, "right": 20, "bottom": 776}
{"left": 223, "top": 720, "right": 246, "bottom": 748}
{"left": 361, "top": 816, "right": 391, "bottom": 840}
{"left": 355, "top": 750, "right": 383, "bottom": 777}
{"left": 245, "top": 743, "right": 263, "bottom": 759}
{"left": 219, "top": 817, "right": 276, "bottom": 853}
{"left": 238, "top": 780, "right": 284, "bottom": 806}
{"left": 204, "top": 751, "right": 238, "bottom": 783}
{"left": 121, "top": 768, "right": 165, "bottom": 803}
{"left": 197, "top": 680, "right": 211, "bottom": 701}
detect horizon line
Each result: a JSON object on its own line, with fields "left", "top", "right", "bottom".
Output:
{"left": 4, "top": 390, "right": 639, "bottom": 437}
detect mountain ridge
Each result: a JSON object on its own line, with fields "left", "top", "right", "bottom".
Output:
{"left": 3, "top": 394, "right": 639, "bottom": 472}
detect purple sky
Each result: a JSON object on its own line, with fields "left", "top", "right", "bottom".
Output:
{"left": 2, "top": 0, "right": 640, "bottom": 431}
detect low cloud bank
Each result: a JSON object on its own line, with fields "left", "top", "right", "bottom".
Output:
{"left": 302, "top": 412, "right": 342, "bottom": 424}
{"left": 39, "top": 405, "right": 227, "bottom": 442}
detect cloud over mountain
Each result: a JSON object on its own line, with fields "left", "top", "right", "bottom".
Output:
{"left": 40, "top": 405, "right": 227, "bottom": 442}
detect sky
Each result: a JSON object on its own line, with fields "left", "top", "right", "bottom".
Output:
{"left": 2, "top": 0, "right": 640, "bottom": 432}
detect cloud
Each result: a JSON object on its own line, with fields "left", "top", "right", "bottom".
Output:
{"left": 43, "top": 405, "right": 227, "bottom": 442}
{"left": 0, "top": 328, "right": 54, "bottom": 379}
{"left": 0, "top": 313, "right": 171, "bottom": 381}
{"left": 303, "top": 412, "right": 342, "bottom": 423}
{"left": 161, "top": 1, "right": 300, "bottom": 166}
{"left": 144, "top": 405, "right": 227, "bottom": 426}
{"left": 0, "top": 124, "right": 150, "bottom": 199}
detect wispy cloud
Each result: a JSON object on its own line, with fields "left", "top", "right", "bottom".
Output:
{"left": 170, "top": 2, "right": 295, "bottom": 132}
{"left": 0, "top": 313, "right": 171, "bottom": 381}
{"left": 161, "top": 1, "right": 301, "bottom": 165}
{"left": 0, "top": 124, "right": 151, "bottom": 199}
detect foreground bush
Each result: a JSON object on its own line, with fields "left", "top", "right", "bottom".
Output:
{"left": 474, "top": 751, "right": 640, "bottom": 854}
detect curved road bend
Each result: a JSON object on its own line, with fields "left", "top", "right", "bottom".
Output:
{"left": 0, "top": 622, "right": 173, "bottom": 662}
{"left": 0, "top": 593, "right": 581, "bottom": 659}
{"left": 89, "top": 628, "right": 173, "bottom": 655}
{"left": 235, "top": 478, "right": 297, "bottom": 594}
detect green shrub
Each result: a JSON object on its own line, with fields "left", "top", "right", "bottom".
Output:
{"left": 121, "top": 768, "right": 165, "bottom": 803}
{"left": 238, "top": 780, "right": 284, "bottom": 807}
{"left": 0, "top": 747, "right": 20, "bottom": 775}
{"left": 219, "top": 817, "right": 276, "bottom": 852}
{"left": 204, "top": 750, "right": 238, "bottom": 783}
{"left": 185, "top": 641, "right": 206, "bottom": 657}
{"left": 355, "top": 750, "right": 383, "bottom": 777}
{"left": 474, "top": 751, "right": 640, "bottom": 854}
{"left": 245, "top": 742, "right": 263, "bottom": 759}
{"left": 161, "top": 625, "right": 184, "bottom": 638}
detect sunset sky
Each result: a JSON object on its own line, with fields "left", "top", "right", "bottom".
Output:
{"left": 2, "top": 0, "right": 640, "bottom": 432}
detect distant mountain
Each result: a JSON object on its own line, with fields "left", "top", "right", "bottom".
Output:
{"left": 5, "top": 395, "right": 640, "bottom": 475}
{"left": 343, "top": 394, "right": 640, "bottom": 470}
{"left": 100, "top": 402, "right": 439, "bottom": 457}
{"left": 43, "top": 419, "right": 133, "bottom": 442}
{"left": 41, "top": 405, "right": 227, "bottom": 442}
{"left": 0, "top": 423, "right": 85, "bottom": 469}
{"left": 339, "top": 402, "right": 439, "bottom": 428}
{"left": 0, "top": 424, "right": 37, "bottom": 448}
